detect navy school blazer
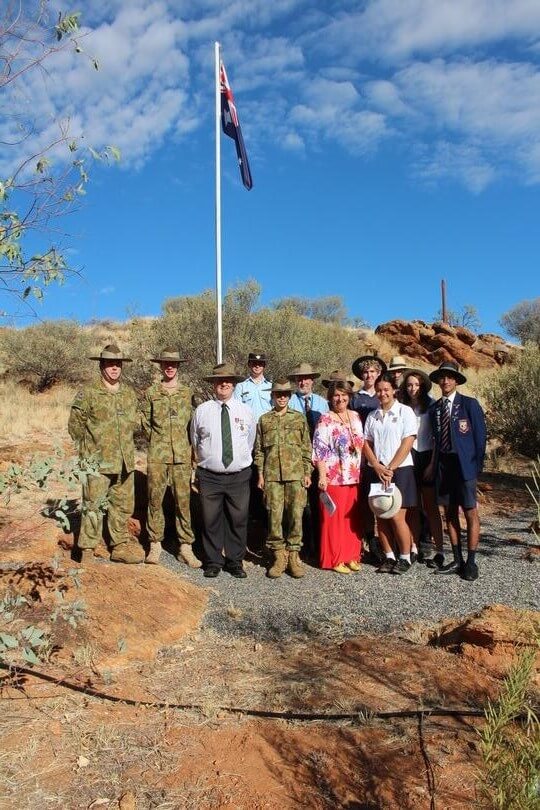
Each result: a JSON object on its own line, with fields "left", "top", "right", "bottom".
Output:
{"left": 429, "top": 392, "right": 487, "bottom": 481}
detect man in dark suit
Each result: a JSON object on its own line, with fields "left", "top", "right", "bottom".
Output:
{"left": 427, "top": 362, "right": 487, "bottom": 581}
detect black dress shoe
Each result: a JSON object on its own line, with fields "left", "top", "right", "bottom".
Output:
{"left": 224, "top": 562, "right": 247, "bottom": 579}
{"left": 410, "top": 552, "right": 418, "bottom": 564}
{"left": 376, "top": 558, "right": 396, "bottom": 574}
{"left": 462, "top": 560, "right": 479, "bottom": 581}
{"left": 426, "top": 553, "right": 445, "bottom": 569}
{"left": 203, "top": 566, "right": 221, "bottom": 578}
{"left": 434, "top": 559, "right": 463, "bottom": 575}
{"left": 392, "top": 558, "right": 412, "bottom": 575}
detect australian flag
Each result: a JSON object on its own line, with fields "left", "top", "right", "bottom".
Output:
{"left": 220, "top": 60, "right": 253, "bottom": 190}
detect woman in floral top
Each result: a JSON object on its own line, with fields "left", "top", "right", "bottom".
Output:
{"left": 312, "top": 379, "right": 364, "bottom": 573}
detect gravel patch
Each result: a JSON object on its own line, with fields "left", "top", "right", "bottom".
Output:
{"left": 162, "top": 510, "right": 539, "bottom": 641}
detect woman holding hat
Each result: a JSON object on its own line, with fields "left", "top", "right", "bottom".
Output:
{"left": 400, "top": 370, "right": 444, "bottom": 567}
{"left": 363, "top": 373, "right": 418, "bottom": 574}
{"left": 141, "top": 347, "right": 200, "bottom": 568}
{"left": 312, "top": 375, "right": 364, "bottom": 574}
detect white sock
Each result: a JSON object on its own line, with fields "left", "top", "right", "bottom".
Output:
{"left": 411, "top": 543, "right": 418, "bottom": 553}
{"left": 385, "top": 552, "right": 396, "bottom": 560}
{"left": 400, "top": 554, "right": 411, "bottom": 563}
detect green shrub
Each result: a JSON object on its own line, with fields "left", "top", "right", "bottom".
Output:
{"left": 0, "top": 320, "right": 93, "bottom": 391}
{"left": 482, "top": 346, "right": 540, "bottom": 458}
{"left": 126, "top": 282, "right": 361, "bottom": 397}
{"left": 478, "top": 633, "right": 540, "bottom": 809}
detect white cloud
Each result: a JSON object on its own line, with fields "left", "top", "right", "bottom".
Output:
{"left": 414, "top": 141, "right": 497, "bottom": 193}
{"left": 311, "top": 0, "right": 540, "bottom": 62}
{"left": 390, "top": 59, "right": 540, "bottom": 182}
{"left": 3, "top": 0, "right": 540, "bottom": 192}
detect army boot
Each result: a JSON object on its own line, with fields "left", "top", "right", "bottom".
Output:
{"left": 178, "top": 544, "right": 202, "bottom": 569}
{"left": 287, "top": 550, "right": 305, "bottom": 579}
{"left": 145, "top": 543, "right": 162, "bottom": 565}
{"left": 110, "top": 541, "right": 145, "bottom": 564}
{"left": 267, "top": 548, "right": 289, "bottom": 579}
{"left": 80, "top": 548, "right": 95, "bottom": 565}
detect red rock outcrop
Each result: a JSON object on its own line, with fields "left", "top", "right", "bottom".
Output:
{"left": 375, "top": 320, "right": 513, "bottom": 370}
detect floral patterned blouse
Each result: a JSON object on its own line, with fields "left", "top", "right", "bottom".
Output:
{"left": 312, "top": 411, "right": 364, "bottom": 485}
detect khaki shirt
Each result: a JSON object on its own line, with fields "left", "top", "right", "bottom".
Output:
{"left": 254, "top": 409, "right": 312, "bottom": 482}
{"left": 68, "top": 380, "right": 138, "bottom": 474}
{"left": 141, "top": 382, "right": 192, "bottom": 464}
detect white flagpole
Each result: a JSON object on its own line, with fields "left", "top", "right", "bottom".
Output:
{"left": 214, "top": 41, "right": 223, "bottom": 364}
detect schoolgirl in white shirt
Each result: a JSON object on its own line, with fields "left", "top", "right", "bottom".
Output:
{"left": 363, "top": 374, "right": 418, "bottom": 574}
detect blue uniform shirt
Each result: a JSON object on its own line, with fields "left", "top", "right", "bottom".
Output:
{"left": 234, "top": 377, "right": 272, "bottom": 421}
{"left": 350, "top": 390, "right": 379, "bottom": 425}
{"left": 289, "top": 391, "right": 328, "bottom": 436}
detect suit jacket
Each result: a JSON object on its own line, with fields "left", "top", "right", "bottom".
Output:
{"left": 429, "top": 392, "right": 487, "bottom": 481}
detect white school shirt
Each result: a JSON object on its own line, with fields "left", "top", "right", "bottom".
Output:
{"left": 191, "top": 398, "right": 256, "bottom": 473}
{"left": 364, "top": 402, "right": 417, "bottom": 468}
{"left": 413, "top": 396, "right": 436, "bottom": 452}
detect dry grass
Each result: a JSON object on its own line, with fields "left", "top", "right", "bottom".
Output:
{"left": 0, "top": 380, "right": 73, "bottom": 444}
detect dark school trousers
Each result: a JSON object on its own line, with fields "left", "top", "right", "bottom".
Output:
{"left": 197, "top": 466, "right": 251, "bottom": 566}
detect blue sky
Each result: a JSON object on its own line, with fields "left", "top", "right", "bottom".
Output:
{"left": 4, "top": 0, "right": 540, "bottom": 334}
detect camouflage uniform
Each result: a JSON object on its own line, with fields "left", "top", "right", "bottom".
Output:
{"left": 141, "top": 382, "right": 195, "bottom": 546}
{"left": 253, "top": 410, "right": 312, "bottom": 551}
{"left": 68, "top": 381, "right": 138, "bottom": 550}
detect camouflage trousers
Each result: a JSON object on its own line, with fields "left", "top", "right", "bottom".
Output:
{"left": 147, "top": 462, "right": 194, "bottom": 545}
{"left": 79, "top": 469, "right": 134, "bottom": 550}
{"left": 265, "top": 480, "right": 307, "bottom": 551}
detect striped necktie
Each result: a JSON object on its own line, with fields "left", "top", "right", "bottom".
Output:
{"left": 440, "top": 398, "right": 451, "bottom": 452}
{"left": 221, "top": 403, "right": 233, "bottom": 468}
{"left": 304, "top": 395, "right": 312, "bottom": 413}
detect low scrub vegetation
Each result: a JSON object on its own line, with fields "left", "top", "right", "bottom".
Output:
{"left": 0, "top": 320, "right": 93, "bottom": 391}
{"left": 126, "top": 281, "right": 361, "bottom": 395}
{"left": 482, "top": 345, "right": 540, "bottom": 458}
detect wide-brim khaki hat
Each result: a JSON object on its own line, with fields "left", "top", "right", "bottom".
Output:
{"left": 203, "top": 362, "right": 245, "bottom": 383}
{"left": 401, "top": 369, "right": 432, "bottom": 393}
{"left": 89, "top": 344, "right": 132, "bottom": 362}
{"left": 368, "top": 487, "right": 403, "bottom": 519}
{"left": 150, "top": 348, "right": 188, "bottom": 364}
{"left": 271, "top": 378, "right": 293, "bottom": 394}
{"left": 351, "top": 355, "right": 387, "bottom": 379}
{"left": 388, "top": 356, "right": 410, "bottom": 372}
{"left": 429, "top": 361, "right": 467, "bottom": 386}
{"left": 288, "top": 362, "right": 321, "bottom": 380}
{"left": 322, "top": 369, "right": 356, "bottom": 389}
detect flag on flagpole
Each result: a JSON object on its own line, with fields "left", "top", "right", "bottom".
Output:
{"left": 220, "top": 60, "right": 253, "bottom": 190}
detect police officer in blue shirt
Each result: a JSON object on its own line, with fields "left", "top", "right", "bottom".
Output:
{"left": 234, "top": 351, "right": 272, "bottom": 421}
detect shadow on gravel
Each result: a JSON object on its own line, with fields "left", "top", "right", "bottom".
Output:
{"left": 478, "top": 531, "right": 535, "bottom": 558}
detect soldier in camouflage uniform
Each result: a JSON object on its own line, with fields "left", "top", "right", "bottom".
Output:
{"left": 254, "top": 379, "right": 313, "bottom": 579}
{"left": 141, "top": 348, "right": 200, "bottom": 568}
{"left": 68, "top": 344, "right": 144, "bottom": 564}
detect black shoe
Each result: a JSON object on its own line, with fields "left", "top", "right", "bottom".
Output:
{"left": 203, "top": 566, "right": 221, "bottom": 578}
{"left": 426, "top": 553, "right": 445, "bottom": 569}
{"left": 368, "top": 535, "right": 385, "bottom": 565}
{"left": 224, "top": 562, "right": 247, "bottom": 579}
{"left": 376, "top": 558, "right": 397, "bottom": 573}
{"left": 410, "top": 551, "right": 418, "bottom": 564}
{"left": 434, "top": 559, "right": 463, "bottom": 575}
{"left": 392, "top": 558, "right": 412, "bottom": 575}
{"left": 462, "top": 560, "right": 479, "bottom": 581}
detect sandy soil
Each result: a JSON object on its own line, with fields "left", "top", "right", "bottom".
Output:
{"left": 0, "top": 443, "right": 538, "bottom": 809}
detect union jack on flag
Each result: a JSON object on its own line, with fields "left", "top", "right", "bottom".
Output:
{"left": 220, "top": 60, "right": 253, "bottom": 190}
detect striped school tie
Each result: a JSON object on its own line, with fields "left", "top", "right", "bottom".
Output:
{"left": 440, "top": 398, "right": 451, "bottom": 452}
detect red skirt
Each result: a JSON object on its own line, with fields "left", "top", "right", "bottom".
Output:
{"left": 319, "top": 484, "right": 362, "bottom": 569}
